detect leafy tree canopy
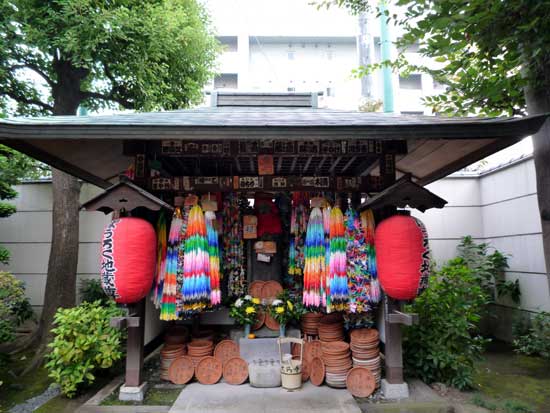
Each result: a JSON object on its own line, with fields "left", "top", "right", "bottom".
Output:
{"left": 319, "top": 0, "right": 550, "bottom": 117}
{"left": 0, "top": 0, "right": 219, "bottom": 116}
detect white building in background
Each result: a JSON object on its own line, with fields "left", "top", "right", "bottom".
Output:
{"left": 203, "top": 0, "right": 442, "bottom": 113}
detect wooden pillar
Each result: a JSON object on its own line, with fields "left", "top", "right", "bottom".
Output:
{"left": 384, "top": 297, "right": 403, "bottom": 383}
{"left": 125, "top": 298, "right": 145, "bottom": 387}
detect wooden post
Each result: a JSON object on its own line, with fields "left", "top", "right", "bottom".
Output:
{"left": 384, "top": 297, "right": 403, "bottom": 383}
{"left": 124, "top": 298, "right": 145, "bottom": 387}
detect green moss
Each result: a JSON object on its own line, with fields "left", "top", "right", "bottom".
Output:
{"left": 33, "top": 395, "right": 81, "bottom": 413}
{"left": 473, "top": 352, "right": 550, "bottom": 413}
{"left": 0, "top": 355, "right": 52, "bottom": 412}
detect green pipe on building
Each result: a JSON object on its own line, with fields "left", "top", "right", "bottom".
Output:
{"left": 379, "top": 1, "right": 394, "bottom": 113}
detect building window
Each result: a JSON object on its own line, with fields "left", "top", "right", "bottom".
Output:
{"left": 217, "top": 36, "right": 238, "bottom": 52}
{"left": 326, "top": 87, "right": 334, "bottom": 97}
{"left": 214, "top": 73, "right": 238, "bottom": 89}
{"left": 399, "top": 74, "right": 422, "bottom": 90}
{"left": 287, "top": 51, "right": 295, "bottom": 60}
{"left": 287, "top": 87, "right": 295, "bottom": 92}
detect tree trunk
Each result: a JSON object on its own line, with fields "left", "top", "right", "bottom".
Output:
{"left": 525, "top": 84, "right": 550, "bottom": 291}
{"left": 21, "top": 81, "right": 82, "bottom": 372}
{"left": 39, "top": 168, "right": 81, "bottom": 336}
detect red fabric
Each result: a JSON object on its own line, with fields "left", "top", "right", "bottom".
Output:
{"left": 100, "top": 217, "right": 157, "bottom": 304}
{"left": 255, "top": 197, "right": 282, "bottom": 237}
{"left": 375, "top": 215, "right": 430, "bottom": 300}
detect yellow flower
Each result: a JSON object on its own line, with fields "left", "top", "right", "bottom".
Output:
{"left": 252, "top": 298, "right": 260, "bottom": 305}
{"left": 276, "top": 306, "right": 284, "bottom": 314}
{"left": 245, "top": 306, "right": 256, "bottom": 314}
{"left": 287, "top": 300, "right": 294, "bottom": 311}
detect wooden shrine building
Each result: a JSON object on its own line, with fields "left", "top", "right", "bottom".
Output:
{"left": 0, "top": 92, "right": 547, "bottom": 391}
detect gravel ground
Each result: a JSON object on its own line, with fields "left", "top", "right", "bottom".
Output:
{"left": 9, "top": 384, "right": 60, "bottom": 413}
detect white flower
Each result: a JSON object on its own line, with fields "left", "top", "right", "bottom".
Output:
{"left": 235, "top": 298, "right": 243, "bottom": 308}
{"left": 244, "top": 295, "right": 252, "bottom": 301}
{"left": 272, "top": 299, "right": 283, "bottom": 306}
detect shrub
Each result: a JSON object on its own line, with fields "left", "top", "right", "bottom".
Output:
{"left": 458, "top": 236, "right": 520, "bottom": 304}
{"left": 403, "top": 259, "right": 491, "bottom": 389}
{"left": 46, "top": 301, "right": 125, "bottom": 397}
{"left": 0, "top": 271, "right": 34, "bottom": 343}
{"left": 513, "top": 311, "right": 550, "bottom": 359}
{"left": 79, "top": 278, "right": 110, "bottom": 306}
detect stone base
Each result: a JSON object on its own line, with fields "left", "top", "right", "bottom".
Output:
{"left": 119, "top": 381, "right": 148, "bottom": 402}
{"left": 381, "top": 379, "right": 409, "bottom": 400}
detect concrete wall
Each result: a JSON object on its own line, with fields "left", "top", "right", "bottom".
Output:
{"left": 0, "top": 181, "right": 163, "bottom": 344}
{"left": 412, "top": 156, "right": 550, "bottom": 340}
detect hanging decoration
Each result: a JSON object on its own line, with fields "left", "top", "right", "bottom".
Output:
{"left": 205, "top": 211, "right": 221, "bottom": 306}
{"left": 286, "top": 192, "right": 309, "bottom": 296}
{"left": 361, "top": 209, "right": 381, "bottom": 304}
{"left": 160, "top": 209, "right": 184, "bottom": 320}
{"left": 175, "top": 205, "right": 192, "bottom": 316}
{"left": 345, "top": 208, "right": 378, "bottom": 313}
{"left": 153, "top": 212, "right": 167, "bottom": 308}
{"left": 303, "top": 207, "right": 325, "bottom": 310}
{"left": 327, "top": 206, "right": 347, "bottom": 312}
{"left": 181, "top": 205, "right": 211, "bottom": 316}
{"left": 100, "top": 217, "right": 156, "bottom": 304}
{"left": 375, "top": 214, "right": 430, "bottom": 300}
{"left": 223, "top": 193, "right": 247, "bottom": 297}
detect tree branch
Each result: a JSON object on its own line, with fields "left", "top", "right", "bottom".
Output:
{"left": 3, "top": 90, "right": 53, "bottom": 112}
{"left": 80, "top": 90, "right": 134, "bottom": 109}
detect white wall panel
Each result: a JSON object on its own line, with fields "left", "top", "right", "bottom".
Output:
{"left": 506, "top": 272, "right": 550, "bottom": 312}
{"left": 481, "top": 195, "right": 542, "bottom": 238}
{"left": 413, "top": 206, "right": 484, "bottom": 239}
{"left": 486, "top": 234, "right": 546, "bottom": 275}
{"left": 480, "top": 159, "right": 538, "bottom": 205}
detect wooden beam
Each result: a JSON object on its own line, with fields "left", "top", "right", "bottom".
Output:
{"left": 1, "top": 139, "right": 111, "bottom": 189}
{"left": 152, "top": 175, "right": 383, "bottom": 193}
{"left": 249, "top": 157, "right": 255, "bottom": 173}
{"left": 416, "top": 136, "right": 521, "bottom": 186}
{"left": 328, "top": 156, "right": 342, "bottom": 173}
{"left": 317, "top": 156, "right": 327, "bottom": 172}
{"left": 302, "top": 156, "right": 313, "bottom": 173}
{"left": 388, "top": 311, "right": 419, "bottom": 326}
{"left": 234, "top": 157, "right": 241, "bottom": 173}
{"left": 290, "top": 157, "right": 298, "bottom": 173}
{"left": 277, "top": 156, "right": 283, "bottom": 173}
{"left": 340, "top": 156, "right": 357, "bottom": 173}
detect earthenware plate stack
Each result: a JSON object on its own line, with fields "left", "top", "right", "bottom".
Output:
{"left": 214, "top": 339, "right": 240, "bottom": 366}
{"left": 321, "top": 341, "right": 352, "bottom": 388}
{"left": 318, "top": 317, "right": 345, "bottom": 342}
{"left": 160, "top": 344, "right": 186, "bottom": 381}
{"left": 187, "top": 339, "right": 214, "bottom": 366}
{"left": 350, "top": 328, "right": 381, "bottom": 387}
{"left": 301, "top": 312, "right": 323, "bottom": 337}
{"left": 192, "top": 329, "right": 215, "bottom": 342}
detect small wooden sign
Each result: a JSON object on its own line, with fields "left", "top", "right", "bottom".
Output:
{"left": 184, "top": 194, "right": 198, "bottom": 206}
{"left": 201, "top": 194, "right": 218, "bottom": 211}
{"left": 258, "top": 155, "right": 274, "bottom": 175}
{"left": 243, "top": 215, "right": 257, "bottom": 239}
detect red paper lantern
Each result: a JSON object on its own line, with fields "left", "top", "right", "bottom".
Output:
{"left": 100, "top": 217, "right": 157, "bottom": 304}
{"left": 375, "top": 215, "right": 430, "bottom": 300}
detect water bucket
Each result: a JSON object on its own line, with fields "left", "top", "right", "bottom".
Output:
{"left": 278, "top": 337, "right": 303, "bottom": 390}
